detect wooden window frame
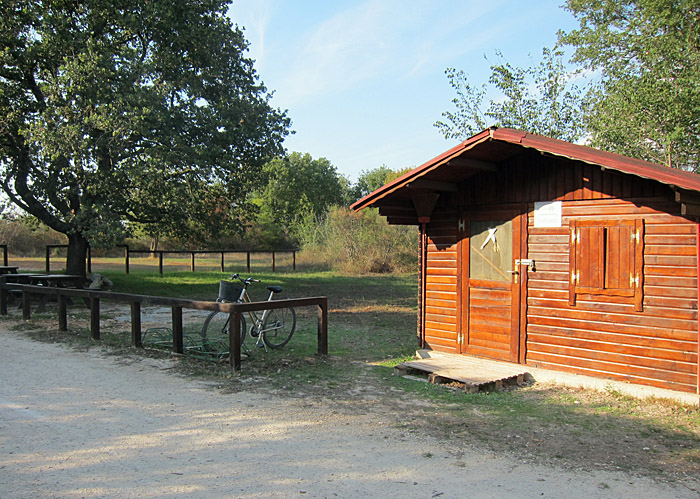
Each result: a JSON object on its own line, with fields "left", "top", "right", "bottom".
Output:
{"left": 569, "top": 218, "right": 644, "bottom": 312}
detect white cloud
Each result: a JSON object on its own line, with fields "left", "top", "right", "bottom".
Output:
{"left": 277, "top": 0, "right": 516, "bottom": 105}
{"left": 279, "top": 0, "right": 395, "bottom": 104}
{"left": 228, "top": 0, "right": 270, "bottom": 71}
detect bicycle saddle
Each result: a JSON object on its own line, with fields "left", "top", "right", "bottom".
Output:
{"left": 267, "top": 286, "right": 283, "bottom": 293}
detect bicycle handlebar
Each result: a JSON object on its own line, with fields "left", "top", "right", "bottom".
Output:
{"left": 229, "top": 273, "right": 260, "bottom": 284}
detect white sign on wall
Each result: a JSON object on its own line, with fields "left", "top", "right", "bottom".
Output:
{"left": 534, "top": 201, "right": 562, "bottom": 228}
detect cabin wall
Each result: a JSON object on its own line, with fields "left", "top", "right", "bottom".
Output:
{"left": 527, "top": 198, "right": 697, "bottom": 392}
{"left": 423, "top": 213, "right": 460, "bottom": 353}
{"left": 421, "top": 150, "right": 699, "bottom": 393}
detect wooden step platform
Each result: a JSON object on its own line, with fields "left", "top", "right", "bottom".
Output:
{"left": 395, "top": 350, "right": 532, "bottom": 393}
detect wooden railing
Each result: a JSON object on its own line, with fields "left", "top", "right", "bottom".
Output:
{"left": 0, "top": 283, "right": 327, "bottom": 371}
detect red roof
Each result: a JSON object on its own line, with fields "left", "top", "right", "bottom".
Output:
{"left": 351, "top": 127, "right": 700, "bottom": 211}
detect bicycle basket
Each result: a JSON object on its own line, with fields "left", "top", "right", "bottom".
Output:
{"left": 218, "top": 280, "right": 243, "bottom": 302}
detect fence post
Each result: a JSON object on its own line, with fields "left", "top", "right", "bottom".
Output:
{"left": 220, "top": 252, "right": 225, "bottom": 272}
{"left": 318, "top": 299, "right": 328, "bottom": 355}
{"left": 191, "top": 252, "right": 195, "bottom": 272}
{"left": 90, "top": 297, "right": 100, "bottom": 340}
{"left": 22, "top": 290, "right": 30, "bottom": 320}
{"left": 124, "top": 245, "right": 130, "bottom": 274}
{"left": 172, "top": 306, "right": 183, "bottom": 354}
{"left": 247, "top": 252, "right": 251, "bottom": 272}
{"left": 229, "top": 308, "right": 241, "bottom": 371}
{"left": 272, "top": 251, "right": 276, "bottom": 272}
{"left": 58, "top": 294, "right": 67, "bottom": 331}
{"left": 45, "top": 246, "right": 50, "bottom": 274}
{"left": 293, "top": 251, "right": 296, "bottom": 271}
{"left": 131, "top": 301, "right": 142, "bottom": 347}
{"left": 0, "top": 279, "right": 7, "bottom": 316}
{"left": 159, "top": 252, "right": 164, "bottom": 274}
{"left": 1, "top": 244, "right": 7, "bottom": 266}
{"left": 87, "top": 247, "right": 92, "bottom": 274}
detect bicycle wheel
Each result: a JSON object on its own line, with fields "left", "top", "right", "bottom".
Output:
{"left": 201, "top": 311, "right": 247, "bottom": 346}
{"left": 262, "top": 306, "right": 296, "bottom": 349}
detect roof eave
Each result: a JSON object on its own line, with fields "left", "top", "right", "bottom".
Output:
{"left": 350, "top": 128, "right": 494, "bottom": 211}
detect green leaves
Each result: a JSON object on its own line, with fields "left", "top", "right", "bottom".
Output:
{"left": 258, "top": 152, "right": 346, "bottom": 229}
{"left": 561, "top": 0, "right": 700, "bottom": 169}
{"left": 0, "top": 0, "right": 290, "bottom": 260}
{"left": 435, "top": 48, "right": 587, "bottom": 143}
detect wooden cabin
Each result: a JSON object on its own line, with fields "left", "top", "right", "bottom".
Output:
{"left": 351, "top": 127, "right": 700, "bottom": 395}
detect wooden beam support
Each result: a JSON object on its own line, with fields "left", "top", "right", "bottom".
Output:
{"left": 675, "top": 189, "right": 700, "bottom": 206}
{"left": 412, "top": 192, "right": 440, "bottom": 223}
{"left": 447, "top": 157, "right": 498, "bottom": 172}
{"left": 406, "top": 179, "right": 459, "bottom": 192}
{"left": 681, "top": 203, "right": 700, "bottom": 217}
{"left": 379, "top": 206, "right": 415, "bottom": 217}
{"left": 387, "top": 216, "right": 420, "bottom": 225}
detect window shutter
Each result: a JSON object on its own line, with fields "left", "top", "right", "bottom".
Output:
{"left": 577, "top": 225, "right": 604, "bottom": 290}
{"left": 569, "top": 218, "right": 644, "bottom": 310}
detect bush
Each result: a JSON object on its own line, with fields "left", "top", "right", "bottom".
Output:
{"left": 297, "top": 207, "right": 417, "bottom": 273}
{"left": 0, "top": 217, "right": 66, "bottom": 256}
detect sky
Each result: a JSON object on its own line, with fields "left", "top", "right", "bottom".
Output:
{"left": 228, "top": 0, "right": 581, "bottom": 182}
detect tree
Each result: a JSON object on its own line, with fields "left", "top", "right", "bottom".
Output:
{"left": 257, "top": 152, "right": 345, "bottom": 239}
{"left": 349, "top": 165, "right": 415, "bottom": 203}
{"left": 561, "top": 0, "right": 700, "bottom": 169}
{"left": 0, "top": 0, "right": 290, "bottom": 274}
{"left": 435, "top": 47, "right": 587, "bottom": 143}
{"left": 350, "top": 165, "right": 394, "bottom": 202}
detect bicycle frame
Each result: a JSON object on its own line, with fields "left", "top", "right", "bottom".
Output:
{"left": 201, "top": 273, "right": 296, "bottom": 353}
{"left": 235, "top": 281, "right": 284, "bottom": 349}
{"left": 237, "top": 287, "right": 270, "bottom": 330}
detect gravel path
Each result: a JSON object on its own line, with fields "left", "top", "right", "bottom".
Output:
{"left": 0, "top": 329, "right": 695, "bottom": 498}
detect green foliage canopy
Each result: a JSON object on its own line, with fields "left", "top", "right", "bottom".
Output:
{"left": 258, "top": 151, "right": 345, "bottom": 227}
{"left": 350, "top": 165, "right": 394, "bottom": 202}
{"left": 435, "top": 48, "right": 587, "bottom": 143}
{"left": 561, "top": 0, "right": 700, "bottom": 169}
{"left": 0, "top": 0, "right": 290, "bottom": 272}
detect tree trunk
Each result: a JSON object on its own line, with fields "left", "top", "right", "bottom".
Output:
{"left": 150, "top": 236, "right": 159, "bottom": 258}
{"left": 65, "top": 233, "right": 89, "bottom": 277}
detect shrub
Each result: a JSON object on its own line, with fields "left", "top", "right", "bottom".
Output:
{"left": 297, "top": 207, "right": 417, "bottom": 273}
{"left": 0, "top": 217, "right": 66, "bottom": 256}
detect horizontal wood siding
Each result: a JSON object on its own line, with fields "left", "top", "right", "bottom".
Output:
{"left": 526, "top": 199, "right": 698, "bottom": 392}
{"left": 424, "top": 217, "right": 458, "bottom": 353}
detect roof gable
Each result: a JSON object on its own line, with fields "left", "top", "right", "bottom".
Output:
{"left": 351, "top": 128, "right": 700, "bottom": 212}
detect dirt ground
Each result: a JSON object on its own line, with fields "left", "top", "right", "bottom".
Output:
{"left": 1, "top": 327, "right": 698, "bottom": 499}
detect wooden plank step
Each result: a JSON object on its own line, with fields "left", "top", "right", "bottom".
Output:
{"left": 395, "top": 350, "right": 530, "bottom": 393}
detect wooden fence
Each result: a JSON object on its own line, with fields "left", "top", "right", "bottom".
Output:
{"left": 43, "top": 244, "right": 297, "bottom": 274}
{"left": 121, "top": 247, "right": 297, "bottom": 274}
{"left": 0, "top": 283, "right": 327, "bottom": 371}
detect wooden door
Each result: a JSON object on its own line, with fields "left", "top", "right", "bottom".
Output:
{"left": 460, "top": 211, "right": 523, "bottom": 362}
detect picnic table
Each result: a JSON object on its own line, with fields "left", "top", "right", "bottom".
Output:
{"left": 0, "top": 273, "right": 45, "bottom": 310}
{"left": 26, "top": 274, "right": 86, "bottom": 288}
{"left": 0, "top": 266, "right": 19, "bottom": 275}
{"left": 30, "top": 274, "right": 88, "bottom": 312}
{"left": 3, "top": 274, "right": 89, "bottom": 313}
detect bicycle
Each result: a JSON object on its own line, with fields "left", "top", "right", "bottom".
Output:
{"left": 200, "top": 273, "right": 297, "bottom": 350}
